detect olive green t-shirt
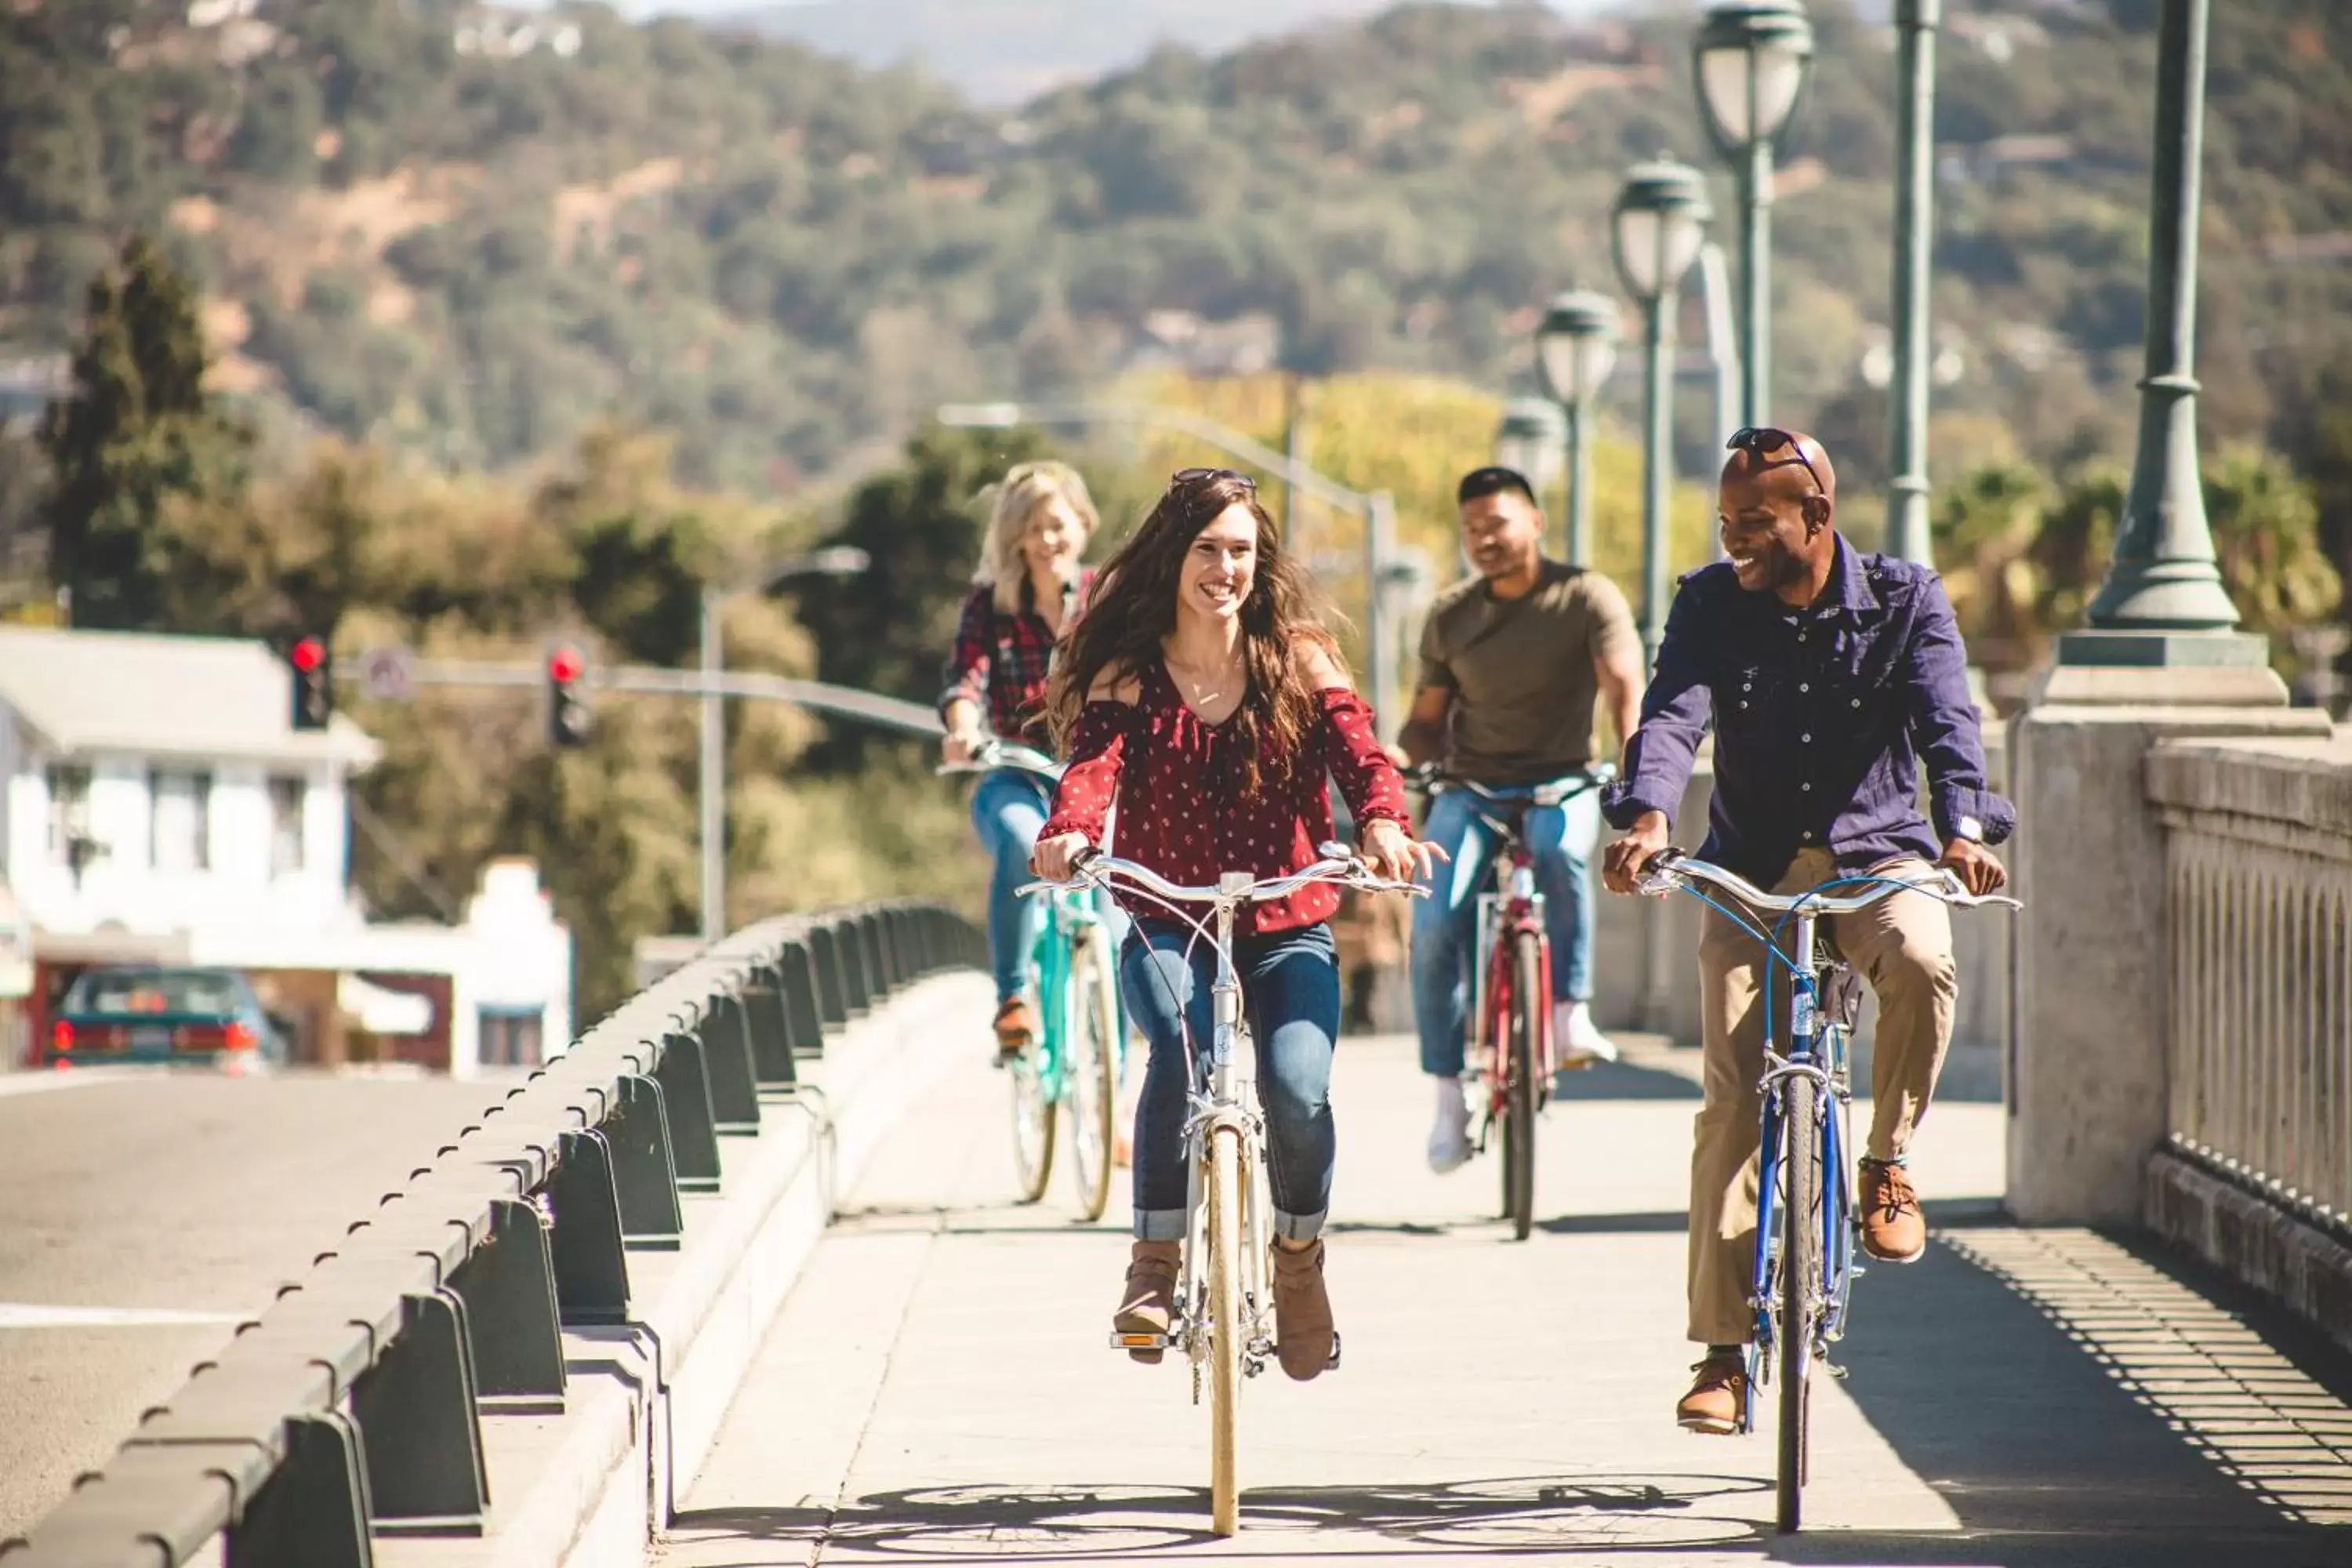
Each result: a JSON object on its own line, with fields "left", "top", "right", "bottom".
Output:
{"left": 1416, "top": 559, "right": 1639, "bottom": 785}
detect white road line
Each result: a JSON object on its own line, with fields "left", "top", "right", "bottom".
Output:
{"left": 0, "top": 1069, "right": 138, "bottom": 1100}
{"left": 0, "top": 1303, "right": 246, "bottom": 1329}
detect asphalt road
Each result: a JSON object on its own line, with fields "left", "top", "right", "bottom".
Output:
{"left": 0, "top": 1066, "right": 518, "bottom": 1541}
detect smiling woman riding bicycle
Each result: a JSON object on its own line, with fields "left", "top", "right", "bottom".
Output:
{"left": 1031, "top": 467, "right": 1439, "bottom": 1381}
{"left": 939, "top": 461, "right": 1102, "bottom": 1058}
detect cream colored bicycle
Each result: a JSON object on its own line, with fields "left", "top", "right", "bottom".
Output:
{"left": 1027, "top": 844, "right": 1420, "bottom": 1536}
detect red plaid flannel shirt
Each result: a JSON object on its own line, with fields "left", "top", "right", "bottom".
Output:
{"left": 938, "top": 573, "right": 1091, "bottom": 746}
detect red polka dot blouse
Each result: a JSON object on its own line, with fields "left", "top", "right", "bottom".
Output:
{"left": 1041, "top": 659, "right": 1409, "bottom": 933}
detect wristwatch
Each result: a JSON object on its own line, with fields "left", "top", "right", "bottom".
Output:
{"left": 1955, "top": 815, "right": 1984, "bottom": 844}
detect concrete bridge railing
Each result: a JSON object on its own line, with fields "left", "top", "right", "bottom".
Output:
{"left": 2151, "top": 735, "right": 2352, "bottom": 1233}
{"left": 2140, "top": 735, "right": 2352, "bottom": 1348}
{"left": 0, "top": 901, "right": 984, "bottom": 1568}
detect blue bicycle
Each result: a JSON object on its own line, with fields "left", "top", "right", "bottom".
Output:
{"left": 1637, "top": 851, "right": 2016, "bottom": 1533}
{"left": 941, "top": 739, "right": 1129, "bottom": 1220}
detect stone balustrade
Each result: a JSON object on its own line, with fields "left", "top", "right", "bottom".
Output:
{"left": 2147, "top": 733, "right": 2352, "bottom": 1236}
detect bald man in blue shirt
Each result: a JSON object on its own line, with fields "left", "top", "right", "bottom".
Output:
{"left": 1601, "top": 428, "right": 2013, "bottom": 1435}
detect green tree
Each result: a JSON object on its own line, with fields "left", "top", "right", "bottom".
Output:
{"left": 2204, "top": 443, "right": 2342, "bottom": 641}
{"left": 791, "top": 422, "right": 1052, "bottom": 767}
{"left": 39, "top": 235, "right": 250, "bottom": 629}
{"left": 1931, "top": 459, "right": 2051, "bottom": 673}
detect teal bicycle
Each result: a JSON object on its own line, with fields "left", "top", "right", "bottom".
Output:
{"left": 942, "top": 739, "right": 1128, "bottom": 1220}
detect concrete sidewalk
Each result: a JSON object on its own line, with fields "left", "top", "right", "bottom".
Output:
{"left": 658, "top": 1036, "right": 2352, "bottom": 1566}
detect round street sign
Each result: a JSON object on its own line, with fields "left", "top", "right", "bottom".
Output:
{"left": 360, "top": 646, "right": 415, "bottom": 702}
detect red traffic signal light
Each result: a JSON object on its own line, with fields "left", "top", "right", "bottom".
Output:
{"left": 286, "top": 635, "right": 332, "bottom": 731}
{"left": 546, "top": 644, "right": 590, "bottom": 747}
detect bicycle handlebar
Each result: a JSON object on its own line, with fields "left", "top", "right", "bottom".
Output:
{"left": 934, "top": 736, "right": 1062, "bottom": 780}
{"left": 1401, "top": 761, "right": 1618, "bottom": 808}
{"left": 1635, "top": 849, "right": 2021, "bottom": 914}
{"left": 1022, "top": 844, "right": 1425, "bottom": 908}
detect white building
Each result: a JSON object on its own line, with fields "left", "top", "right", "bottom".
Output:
{"left": 0, "top": 626, "right": 570, "bottom": 1076}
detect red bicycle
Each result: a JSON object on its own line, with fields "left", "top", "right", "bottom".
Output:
{"left": 1409, "top": 764, "right": 1616, "bottom": 1240}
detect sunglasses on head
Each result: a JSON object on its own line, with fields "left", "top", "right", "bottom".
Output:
{"left": 1727, "top": 426, "right": 1826, "bottom": 495}
{"left": 1172, "top": 466, "right": 1258, "bottom": 493}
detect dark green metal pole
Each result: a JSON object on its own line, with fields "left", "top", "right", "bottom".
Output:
{"left": 1740, "top": 73, "right": 1773, "bottom": 426}
{"left": 2082, "top": 0, "right": 2238, "bottom": 635}
{"left": 1640, "top": 292, "right": 1675, "bottom": 666}
{"left": 1564, "top": 397, "right": 1595, "bottom": 570}
{"left": 1884, "top": 0, "right": 1939, "bottom": 567}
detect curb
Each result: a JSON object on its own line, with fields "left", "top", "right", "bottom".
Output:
{"left": 2145, "top": 1144, "right": 2352, "bottom": 1363}
{"left": 377, "top": 971, "right": 986, "bottom": 1568}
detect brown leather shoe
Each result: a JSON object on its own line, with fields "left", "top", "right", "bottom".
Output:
{"left": 1859, "top": 1158, "right": 1928, "bottom": 1263}
{"left": 1676, "top": 1350, "right": 1748, "bottom": 1434}
{"left": 1112, "top": 1240, "right": 1181, "bottom": 1363}
{"left": 993, "top": 996, "right": 1035, "bottom": 1060}
{"left": 1271, "top": 1238, "right": 1338, "bottom": 1381}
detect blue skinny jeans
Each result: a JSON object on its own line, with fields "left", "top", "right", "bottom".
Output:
{"left": 1120, "top": 919, "right": 1339, "bottom": 1243}
{"left": 1410, "top": 781, "right": 1602, "bottom": 1078}
{"left": 971, "top": 768, "right": 1054, "bottom": 1004}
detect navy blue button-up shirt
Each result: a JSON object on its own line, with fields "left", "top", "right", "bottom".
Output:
{"left": 1602, "top": 539, "right": 2015, "bottom": 887}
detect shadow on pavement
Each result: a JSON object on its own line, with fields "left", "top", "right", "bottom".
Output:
{"left": 1552, "top": 1057, "right": 1704, "bottom": 1101}
{"left": 1826, "top": 1214, "right": 2352, "bottom": 1566}
{"left": 671, "top": 1472, "right": 1778, "bottom": 1560}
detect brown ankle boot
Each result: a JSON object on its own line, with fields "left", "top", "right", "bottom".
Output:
{"left": 993, "top": 996, "right": 1035, "bottom": 1060}
{"left": 1858, "top": 1158, "right": 1928, "bottom": 1263}
{"left": 1676, "top": 1349, "right": 1748, "bottom": 1435}
{"left": 1112, "top": 1240, "right": 1181, "bottom": 1363}
{"left": 1271, "top": 1238, "right": 1337, "bottom": 1381}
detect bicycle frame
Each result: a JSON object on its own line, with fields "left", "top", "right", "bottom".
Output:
{"left": 1178, "top": 882, "right": 1278, "bottom": 1389}
{"left": 1638, "top": 853, "right": 2017, "bottom": 1451}
{"left": 1025, "top": 880, "right": 1115, "bottom": 1098}
{"left": 1743, "top": 903, "right": 1857, "bottom": 1425}
{"left": 943, "top": 740, "right": 1131, "bottom": 1095}
{"left": 1471, "top": 836, "right": 1552, "bottom": 1123}
{"left": 1418, "top": 768, "right": 1613, "bottom": 1130}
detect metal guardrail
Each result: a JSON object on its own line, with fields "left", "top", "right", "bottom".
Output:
{"left": 0, "top": 902, "right": 983, "bottom": 1568}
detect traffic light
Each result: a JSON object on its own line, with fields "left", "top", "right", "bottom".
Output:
{"left": 287, "top": 636, "right": 332, "bottom": 731}
{"left": 546, "top": 644, "right": 591, "bottom": 748}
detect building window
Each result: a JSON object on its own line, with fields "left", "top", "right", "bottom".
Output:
{"left": 45, "top": 764, "right": 92, "bottom": 868}
{"left": 268, "top": 775, "right": 306, "bottom": 875}
{"left": 478, "top": 1007, "right": 544, "bottom": 1069}
{"left": 149, "top": 768, "right": 212, "bottom": 872}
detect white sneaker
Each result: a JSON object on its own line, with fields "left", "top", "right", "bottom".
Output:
{"left": 1426, "top": 1075, "right": 1472, "bottom": 1173}
{"left": 1555, "top": 1000, "right": 1618, "bottom": 1067}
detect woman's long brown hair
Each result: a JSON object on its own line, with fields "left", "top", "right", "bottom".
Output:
{"left": 1048, "top": 469, "right": 1341, "bottom": 790}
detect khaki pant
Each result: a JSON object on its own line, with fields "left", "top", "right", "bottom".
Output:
{"left": 1686, "top": 850, "right": 1956, "bottom": 1345}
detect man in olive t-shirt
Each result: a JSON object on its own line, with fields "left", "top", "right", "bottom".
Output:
{"left": 1397, "top": 466, "right": 1645, "bottom": 1173}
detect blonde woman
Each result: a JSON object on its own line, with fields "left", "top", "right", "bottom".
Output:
{"left": 940, "top": 460, "right": 1103, "bottom": 1055}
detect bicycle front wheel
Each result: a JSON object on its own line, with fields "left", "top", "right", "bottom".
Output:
{"left": 1066, "top": 933, "right": 1120, "bottom": 1222}
{"left": 1777, "top": 1069, "right": 1821, "bottom": 1534}
{"left": 1008, "top": 980, "right": 1055, "bottom": 1204}
{"left": 1501, "top": 930, "right": 1541, "bottom": 1240}
{"left": 1207, "top": 1124, "right": 1245, "bottom": 1537}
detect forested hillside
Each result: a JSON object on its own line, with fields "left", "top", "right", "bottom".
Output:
{"left": 5, "top": 0, "right": 2349, "bottom": 510}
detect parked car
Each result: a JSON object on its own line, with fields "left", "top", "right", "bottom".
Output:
{"left": 47, "top": 966, "right": 287, "bottom": 1070}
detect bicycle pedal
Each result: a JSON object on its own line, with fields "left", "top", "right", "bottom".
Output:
{"left": 1109, "top": 1330, "right": 1171, "bottom": 1352}
{"left": 1328, "top": 1331, "right": 1343, "bottom": 1371}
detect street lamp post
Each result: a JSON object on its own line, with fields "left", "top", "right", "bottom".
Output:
{"left": 1494, "top": 397, "right": 1566, "bottom": 510}
{"left": 2063, "top": 0, "right": 2253, "bottom": 664}
{"left": 1693, "top": 1, "right": 1816, "bottom": 431}
{"left": 1535, "top": 290, "right": 1623, "bottom": 570}
{"left": 699, "top": 544, "right": 871, "bottom": 943}
{"left": 1611, "top": 159, "right": 1713, "bottom": 666}
{"left": 1884, "top": 0, "right": 1942, "bottom": 567}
